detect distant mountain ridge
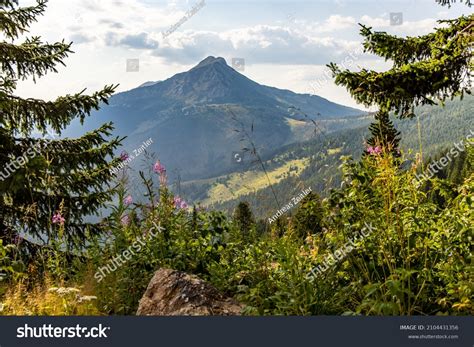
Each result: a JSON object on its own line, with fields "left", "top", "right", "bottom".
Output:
{"left": 138, "top": 81, "right": 160, "bottom": 88}
{"left": 68, "top": 56, "right": 365, "bottom": 180}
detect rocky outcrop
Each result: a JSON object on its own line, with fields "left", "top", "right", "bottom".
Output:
{"left": 136, "top": 268, "right": 244, "bottom": 316}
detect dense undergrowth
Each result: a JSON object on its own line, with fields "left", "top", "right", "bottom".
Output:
{"left": 1, "top": 143, "right": 472, "bottom": 316}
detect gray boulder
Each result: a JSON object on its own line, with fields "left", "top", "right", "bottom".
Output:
{"left": 136, "top": 268, "right": 244, "bottom": 316}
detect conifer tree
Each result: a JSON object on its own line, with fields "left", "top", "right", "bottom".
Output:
{"left": 329, "top": 7, "right": 473, "bottom": 153}
{"left": 233, "top": 201, "right": 255, "bottom": 235}
{"left": 0, "top": 0, "right": 122, "bottom": 248}
{"left": 436, "top": 0, "right": 471, "bottom": 7}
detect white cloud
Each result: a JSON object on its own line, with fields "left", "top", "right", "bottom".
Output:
{"left": 360, "top": 15, "right": 390, "bottom": 28}
{"left": 319, "top": 15, "right": 357, "bottom": 32}
{"left": 12, "top": 0, "right": 471, "bottom": 107}
{"left": 359, "top": 14, "right": 438, "bottom": 36}
{"left": 112, "top": 24, "right": 366, "bottom": 65}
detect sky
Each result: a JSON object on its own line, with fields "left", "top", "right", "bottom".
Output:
{"left": 14, "top": 0, "right": 472, "bottom": 109}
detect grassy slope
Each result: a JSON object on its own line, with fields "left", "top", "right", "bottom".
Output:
{"left": 201, "top": 158, "right": 310, "bottom": 205}
{"left": 203, "top": 96, "right": 473, "bottom": 216}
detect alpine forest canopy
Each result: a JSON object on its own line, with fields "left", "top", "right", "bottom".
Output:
{"left": 0, "top": 0, "right": 123, "bottom": 249}
{"left": 329, "top": 12, "right": 473, "bottom": 154}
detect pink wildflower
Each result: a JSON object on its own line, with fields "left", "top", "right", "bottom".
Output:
{"left": 121, "top": 214, "right": 130, "bottom": 226}
{"left": 120, "top": 151, "right": 129, "bottom": 161}
{"left": 173, "top": 196, "right": 188, "bottom": 209}
{"left": 159, "top": 173, "right": 167, "bottom": 186}
{"left": 367, "top": 145, "right": 382, "bottom": 155}
{"left": 124, "top": 195, "right": 133, "bottom": 205}
{"left": 52, "top": 213, "right": 65, "bottom": 225}
{"left": 153, "top": 161, "right": 166, "bottom": 175}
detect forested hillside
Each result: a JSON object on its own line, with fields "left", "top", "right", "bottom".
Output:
{"left": 203, "top": 96, "right": 473, "bottom": 218}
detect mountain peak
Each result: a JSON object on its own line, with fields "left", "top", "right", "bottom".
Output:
{"left": 192, "top": 56, "right": 227, "bottom": 70}
{"left": 138, "top": 81, "right": 159, "bottom": 88}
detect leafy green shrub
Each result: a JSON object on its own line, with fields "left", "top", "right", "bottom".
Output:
{"left": 320, "top": 151, "right": 473, "bottom": 315}
{"left": 85, "top": 168, "right": 237, "bottom": 314}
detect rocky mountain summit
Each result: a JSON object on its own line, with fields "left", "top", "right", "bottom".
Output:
{"left": 68, "top": 56, "right": 363, "bottom": 181}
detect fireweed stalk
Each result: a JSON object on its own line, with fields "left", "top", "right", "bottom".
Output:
{"left": 306, "top": 222, "right": 375, "bottom": 281}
